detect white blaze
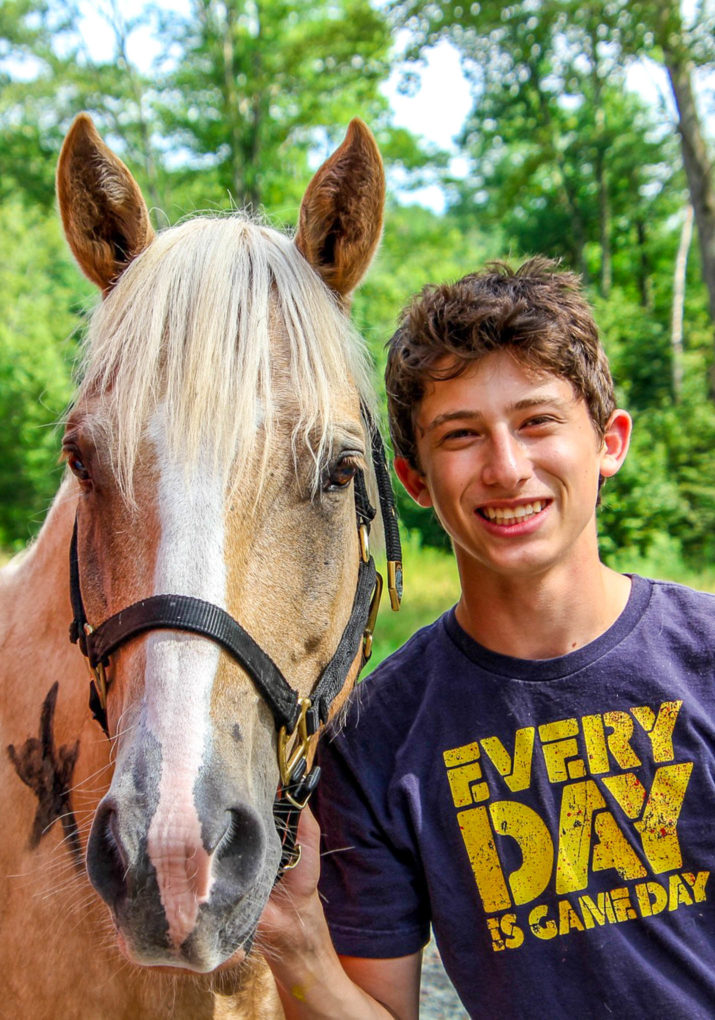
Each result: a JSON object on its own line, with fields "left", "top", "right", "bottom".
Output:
{"left": 145, "top": 408, "right": 226, "bottom": 949}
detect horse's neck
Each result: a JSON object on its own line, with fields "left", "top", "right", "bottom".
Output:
{"left": 0, "top": 475, "right": 76, "bottom": 617}
{"left": 0, "top": 478, "right": 82, "bottom": 735}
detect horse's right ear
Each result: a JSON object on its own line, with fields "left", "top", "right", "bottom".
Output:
{"left": 295, "top": 119, "right": 385, "bottom": 304}
{"left": 57, "top": 113, "right": 154, "bottom": 294}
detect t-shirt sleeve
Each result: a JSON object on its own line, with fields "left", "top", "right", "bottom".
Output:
{"left": 313, "top": 722, "right": 431, "bottom": 959}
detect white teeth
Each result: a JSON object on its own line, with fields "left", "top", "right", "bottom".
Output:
{"left": 482, "top": 500, "right": 545, "bottom": 523}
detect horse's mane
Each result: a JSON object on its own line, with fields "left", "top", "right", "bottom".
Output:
{"left": 75, "top": 214, "right": 375, "bottom": 499}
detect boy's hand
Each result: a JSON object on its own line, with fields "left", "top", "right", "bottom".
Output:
{"left": 258, "top": 806, "right": 323, "bottom": 950}
{"left": 256, "top": 806, "right": 417, "bottom": 1019}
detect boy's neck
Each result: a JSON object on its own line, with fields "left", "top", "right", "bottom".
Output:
{"left": 454, "top": 556, "right": 631, "bottom": 661}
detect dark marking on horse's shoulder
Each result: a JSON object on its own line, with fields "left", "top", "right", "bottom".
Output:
{"left": 231, "top": 723, "right": 242, "bottom": 743}
{"left": 7, "top": 681, "right": 82, "bottom": 866}
{"left": 303, "top": 634, "right": 321, "bottom": 655}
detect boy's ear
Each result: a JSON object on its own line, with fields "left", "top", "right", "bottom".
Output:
{"left": 394, "top": 457, "right": 433, "bottom": 508}
{"left": 599, "top": 409, "right": 632, "bottom": 478}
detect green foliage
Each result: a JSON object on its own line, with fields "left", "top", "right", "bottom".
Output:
{"left": 395, "top": 0, "right": 682, "bottom": 301}
{"left": 364, "top": 531, "right": 460, "bottom": 673}
{"left": 353, "top": 201, "right": 497, "bottom": 386}
{"left": 0, "top": 1, "right": 76, "bottom": 207}
{"left": 596, "top": 290, "right": 715, "bottom": 568}
{"left": 151, "top": 0, "right": 426, "bottom": 218}
{"left": 0, "top": 200, "right": 89, "bottom": 547}
{"left": 0, "top": 0, "right": 713, "bottom": 595}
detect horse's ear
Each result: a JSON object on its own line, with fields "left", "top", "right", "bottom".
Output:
{"left": 56, "top": 113, "right": 154, "bottom": 294}
{"left": 295, "top": 119, "right": 385, "bottom": 302}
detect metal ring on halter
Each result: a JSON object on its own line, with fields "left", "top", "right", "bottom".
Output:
{"left": 282, "top": 843, "right": 302, "bottom": 870}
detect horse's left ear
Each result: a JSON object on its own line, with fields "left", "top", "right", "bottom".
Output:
{"left": 295, "top": 119, "right": 385, "bottom": 302}
{"left": 56, "top": 113, "right": 155, "bottom": 294}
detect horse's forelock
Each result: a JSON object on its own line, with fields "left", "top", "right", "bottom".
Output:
{"left": 74, "top": 214, "right": 375, "bottom": 501}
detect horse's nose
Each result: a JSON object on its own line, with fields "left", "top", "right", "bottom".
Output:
{"left": 86, "top": 799, "right": 129, "bottom": 910}
{"left": 86, "top": 792, "right": 268, "bottom": 949}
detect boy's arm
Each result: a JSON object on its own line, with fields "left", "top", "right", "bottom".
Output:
{"left": 258, "top": 808, "right": 422, "bottom": 1020}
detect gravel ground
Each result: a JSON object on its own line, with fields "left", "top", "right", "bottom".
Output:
{"left": 420, "top": 937, "right": 468, "bottom": 1019}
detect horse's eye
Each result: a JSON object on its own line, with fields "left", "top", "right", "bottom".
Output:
{"left": 325, "top": 453, "right": 361, "bottom": 491}
{"left": 65, "top": 450, "right": 91, "bottom": 482}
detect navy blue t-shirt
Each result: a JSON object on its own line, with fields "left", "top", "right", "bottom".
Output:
{"left": 314, "top": 576, "right": 715, "bottom": 1018}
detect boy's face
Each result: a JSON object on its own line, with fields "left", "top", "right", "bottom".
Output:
{"left": 395, "top": 350, "right": 631, "bottom": 585}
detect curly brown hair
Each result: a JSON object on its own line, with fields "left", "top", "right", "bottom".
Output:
{"left": 385, "top": 257, "right": 616, "bottom": 469}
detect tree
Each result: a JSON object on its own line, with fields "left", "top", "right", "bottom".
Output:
{"left": 0, "top": 0, "right": 166, "bottom": 210}
{"left": 0, "top": 0, "right": 77, "bottom": 207}
{"left": 150, "top": 0, "right": 420, "bottom": 217}
{"left": 0, "top": 200, "right": 89, "bottom": 547}
{"left": 393, "top": 0, "right": 679, "bottom": 302}
{"left": 620, "top": 0, "right": 715, "bottom": 391}
{"left": 394, "top": 0, "right": 715, "bottom": 386}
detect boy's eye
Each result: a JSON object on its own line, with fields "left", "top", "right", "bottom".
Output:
{"left": 443, "top": 428, "right": 477, "bottom": 441}
{"left": 522, "top": 415, "right": 556, "bottom": 429}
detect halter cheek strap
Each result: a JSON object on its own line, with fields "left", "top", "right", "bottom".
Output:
{"left": 69, "top": 526, "right": 377, "bottom": 735}
{"left": 68, "top": 415, "right": 402, "bottom": 876}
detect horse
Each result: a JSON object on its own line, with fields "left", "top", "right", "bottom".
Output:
{"left": 0, "top": 112, "right": 391, "bottom": 1017}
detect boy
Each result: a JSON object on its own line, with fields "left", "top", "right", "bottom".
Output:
{"left": 260, "top": 258, "right": 714, "bottom": 1018}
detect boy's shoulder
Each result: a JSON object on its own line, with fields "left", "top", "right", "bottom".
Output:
{"left": 646, "top": 574, "right": 714, "bottom": 601}
{"left": 643, "top": 574, "right": 714, "bottom": 620}
{"left": 342, "top": 610, "right": 455, "bottom": 725}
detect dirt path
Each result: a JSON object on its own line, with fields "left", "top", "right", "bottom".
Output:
{"left": 420, "top": 937, "right": 468, "bottom": 1018}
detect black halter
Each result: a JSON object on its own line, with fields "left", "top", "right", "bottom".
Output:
{"left": 69, "top": 416, "right": 402, "bottom": 875}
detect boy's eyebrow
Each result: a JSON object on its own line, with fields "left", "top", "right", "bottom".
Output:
{"left": 421, "top": 410, "right": 481, "bottom": 434}
{"left": 420, "top": 394, "right": 573, "bottom": 434}
{"left": 511, "top": 395, "right": 573, "bottom": 413}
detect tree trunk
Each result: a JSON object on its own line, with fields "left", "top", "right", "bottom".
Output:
{"left": 671, "top": 204, "right": 694, "bottom": 402}
{"left": 244, "top": 3, "right": 264, "bottom": 211}
{"left": 659, "top": 22, "right": 715, "bottom": 395}
{"left": 220, "top": 0, "right": 246, "bottom": 206}
{"left": 589, "top": 35, "right": 611, "bottom": 299}
{"left": 596, "top": 144, "right": 612, "bottom": 298}
{"left": 528, "top": 59, "right": 589, "bottom": 281}
{"left": 666, "top": 61, "right": 715, "bottom": 322}
{"left": 635, "top": 216, "right": 654, "bottom": 311}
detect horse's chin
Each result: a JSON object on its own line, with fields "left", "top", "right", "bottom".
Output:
{"left": 144, "top": 949, "right": 249, "bottom": 977}
{"left": 114, "top": 923, "right": 252, "bottom": 975}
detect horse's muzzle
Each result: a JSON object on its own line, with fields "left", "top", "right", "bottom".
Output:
{"left": 86, "top": 789, "right": 270, "bottom": 970}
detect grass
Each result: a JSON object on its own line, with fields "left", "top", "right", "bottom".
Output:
{"left": 605, "top": 530, "right": 715, "bottom": 593}
{"left": 366, "top": 532, "right": 461, "bottom": 674}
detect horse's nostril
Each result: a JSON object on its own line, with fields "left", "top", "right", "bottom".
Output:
{"left": 211, "top": 806, "right": 266, "bottom": 900}
{"left": 86, "top": 801, "right": 129, "bottom": 910}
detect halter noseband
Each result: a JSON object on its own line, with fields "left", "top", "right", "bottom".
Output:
{"left": 69, "top": 416, "right": 402, "bottom": 876}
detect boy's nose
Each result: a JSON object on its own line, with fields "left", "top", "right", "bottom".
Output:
{"left": 481, "top": 429, "right": 530, "bottom": 490}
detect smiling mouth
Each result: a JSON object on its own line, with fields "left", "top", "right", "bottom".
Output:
{"left": 477, "top": 499, "right": 549, "bottom": 525}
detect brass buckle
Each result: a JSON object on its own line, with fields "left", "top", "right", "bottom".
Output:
{"left": 83, "top": 623, "right": 108, "bottom": 709}
{"left": 277, "top": 697, "right": 312, "bottom": 789}
{"left": 362, "top": 571, "right": 383, "bottom": 661}
{"left": 359, "top": 523, "right": 370, "bottom": 564}
{"left": 387, "top": 560, "right": 403, "bottom": 612}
